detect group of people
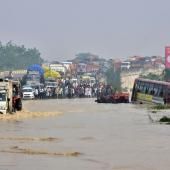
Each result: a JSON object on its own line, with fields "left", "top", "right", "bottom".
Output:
{"left": 32, "top": 82, "right": 97, "bottom": 99}
{"left": 31, "top": 80, "right": 114, "bottom": 100}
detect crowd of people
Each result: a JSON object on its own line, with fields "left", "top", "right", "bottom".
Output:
{"left": 30, "top": 79, "right": 114, "bottom": 100}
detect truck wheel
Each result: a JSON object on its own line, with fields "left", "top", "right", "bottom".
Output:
{"left": 16, "top": 99, "right": 22, "bottom": 111}
{"left": 12, "top": 107, "right": 16, "bottom": 113}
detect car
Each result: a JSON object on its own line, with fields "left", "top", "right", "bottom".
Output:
{"left": 22, "top": 86, "right": 35, "bottom": 100}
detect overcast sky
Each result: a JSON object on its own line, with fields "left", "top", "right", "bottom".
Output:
{"left": 0, "top": 0, "right": 170, "bottom": 61}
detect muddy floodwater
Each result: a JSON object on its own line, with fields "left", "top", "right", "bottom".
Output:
{"left": 0, "top": 98, "right": 170, "bottom": 170}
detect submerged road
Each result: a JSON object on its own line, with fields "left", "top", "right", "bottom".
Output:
{"left": 0, "top": 98, "right": 170, "bottom": 170}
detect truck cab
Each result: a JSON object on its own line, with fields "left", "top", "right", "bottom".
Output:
{"left": 0, "top": 89, "right": 7, "bottom": 114}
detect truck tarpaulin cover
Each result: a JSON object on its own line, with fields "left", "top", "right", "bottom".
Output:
{"left": 165, "top": 46, "right": 170, "bottom": 69}
{"left": 27, "top": 64, "right": 44, "bottom": 75}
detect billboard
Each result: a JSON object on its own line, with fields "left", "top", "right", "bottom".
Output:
{"left": 77, "top": 63, "right": 87, "bottom": 73}
{"left": 165, "top": 46, "right": 170, "bottom": 69}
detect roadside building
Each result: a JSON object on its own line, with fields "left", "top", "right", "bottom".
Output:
{"left": 86, "top": 64, "right": 100, "bottom": 73}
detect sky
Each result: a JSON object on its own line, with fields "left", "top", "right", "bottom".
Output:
{"left": 0, "top": 0, "right": 170, "bottom": 61}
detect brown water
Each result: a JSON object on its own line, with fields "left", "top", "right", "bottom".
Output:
{"left": 0, "top": 98, "right": 170, "bottom": 170}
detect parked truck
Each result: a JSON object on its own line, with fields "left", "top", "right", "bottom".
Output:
{"left": 0, "top": 79, "right": 22, "bottom": 114}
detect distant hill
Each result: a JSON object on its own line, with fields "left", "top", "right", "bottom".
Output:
{"left": 0, "top": 41, "right": 44, "bottom": 71}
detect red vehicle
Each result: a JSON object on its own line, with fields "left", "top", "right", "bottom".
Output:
{"left": 95, "top": 92, "right": 129, "bottom": 103}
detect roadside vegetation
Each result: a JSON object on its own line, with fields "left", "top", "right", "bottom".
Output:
{"left": 159, "top": 116, "right": 170, "bottom": 123}
{"left": 149, "top": 104, "right": 170, "bottom": 124}
{"left": 140, "top": 72, "right": 164, "bottom": 81}
{"left": 140, "top": 69, "right": 170, "bottom": 82}
{"left": 151, "top": 104, "right": 170, "bottom": 110}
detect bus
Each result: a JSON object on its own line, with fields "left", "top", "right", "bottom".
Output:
{"left": 131, "top": 78, "right": 170, "bottom": 104}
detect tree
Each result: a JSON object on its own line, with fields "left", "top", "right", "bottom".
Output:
{"left": 105, "top": 63, "right": 121, "bottom": 92}
{"left": 140, "top": 70, "right": 165, "bottom": 81}
{"left": 164, "top": 69, "right": 170, "bottom": 81}
{"left": 74, "top": 52, "right": 100, "bottom": 63}
{"left": 0, "top": 41, "right": 44, "bottom": 71}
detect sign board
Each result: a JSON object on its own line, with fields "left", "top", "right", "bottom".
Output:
{"left": 77, "top": 63, "right": 87, "bottom": 73}
{"left": 28, "top": 71, "right": 39, "bottom": 75}
{"left": 50, "top": 64, "right": 66, "bottom": 73}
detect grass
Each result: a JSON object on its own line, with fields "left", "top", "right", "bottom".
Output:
{"left": 159, "top": 116, "right": 170, "bottom": 123}
{"left": 151, "top": 104, "right": 170, "bottom": 110}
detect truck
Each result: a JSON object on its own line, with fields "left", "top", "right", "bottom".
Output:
{"left": 26, "top": 70, "right": 41, "bottom": 87}
{"left": 0, "top": 79, "right": 22, "bottom": 114}
{"left": 26, "top": 64, "right": 44, "bottom": 88}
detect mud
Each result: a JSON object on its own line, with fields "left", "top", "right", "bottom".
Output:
{"left": 0, "top": 146, "right": 82, "bottom": 157}
{"left": 0, "top": 136, "right": 61, "bottom": 142}
{"left": 80, "top": 137, "right": 95, "bottom": 141}
{"left": 0, "top": 109, "right": 62, "bottom": 121}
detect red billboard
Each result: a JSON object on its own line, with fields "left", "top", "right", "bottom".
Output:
{"left": 165, "top": 46, "right": 170, "bottom": 69}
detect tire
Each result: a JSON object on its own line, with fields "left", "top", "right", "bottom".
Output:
{"left": 16, "top": 99, "right": 22, "bottom": 111}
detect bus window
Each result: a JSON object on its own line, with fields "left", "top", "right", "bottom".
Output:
{"left": 148, "top": 83, "right": 154, "bottom": 95}
{"left": 139, "top": 82, "right": 145, "bottom": 92}
{"left": 156, "top": 85, "right": 162, "bottom": 97}
{"left": 153, "top": 85, "right": 159, "bottom": 96}
{"left": 136, "top": 83, "right": 139, "bottom": 90}
{"left": 135, "top": 80, "right": 140, "bottom": 92}
{"left": 158, "top": 86, "right": 163, "bottom": 97}
{"left": 167, "top": 88, "right": 170, "bottom": 96}
{"left": 143, "top": 82, "right": 149, "bottom": 94}
{"left": 164, "top": 87, "right": 170, "bottom": 104}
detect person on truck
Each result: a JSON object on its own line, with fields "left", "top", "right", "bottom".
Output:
{"left": 12, "top": 96, "right": 16, "bottom": 112}
{"left": 12, "top": 84, "right": 22, "bottom": 111}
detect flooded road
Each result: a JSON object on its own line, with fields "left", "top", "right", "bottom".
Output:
{"left": 0, "top": 98, "right": 170, "bottom": 170}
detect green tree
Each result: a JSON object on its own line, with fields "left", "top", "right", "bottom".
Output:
{"left": 140, "top": 70, "right": 165, "bottom": 81}
{"left": 164, "top": 69, "right": 170, "bottom": 81}
{"left": 105, "top": 63, "right": 121, "bottom": 92}
{"left": 0, "top": 41, "right": 43, "bottom": 71}
{"left": 74, "top": 53, "right": 100, "bottom": 63}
